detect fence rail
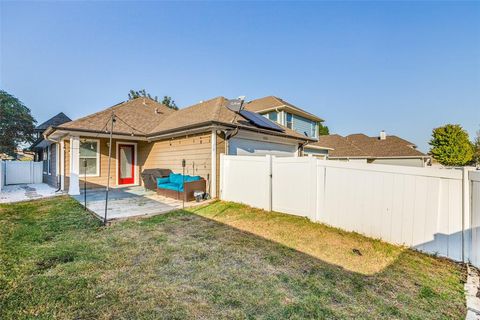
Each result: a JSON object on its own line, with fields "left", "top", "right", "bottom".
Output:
{"left": 220, "top": 154, "right": 479, "bottom": 267}
{"left": 3, "top": 161, "right": 43, "bottom": 185}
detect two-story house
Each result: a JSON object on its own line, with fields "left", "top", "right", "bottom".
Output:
{"left": 245, "top": 96, "right": 331, "bottom": 158}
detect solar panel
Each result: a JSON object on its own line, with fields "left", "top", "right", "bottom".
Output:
{"left": 239, "top": 110, "right": 285, "bottom": 132}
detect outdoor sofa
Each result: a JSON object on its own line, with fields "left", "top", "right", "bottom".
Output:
{"left": 157, "top": 172, "right": 206, "bottom": 201}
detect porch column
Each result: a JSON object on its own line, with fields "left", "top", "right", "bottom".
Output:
{"left": 60, "top": 139, "right": 65, "bottom": 191}
{"left": 211, "top": 130, "right": 217, "bottom": 198}
{"left": 68, "top": 135, "right": 80, "bottom": 195}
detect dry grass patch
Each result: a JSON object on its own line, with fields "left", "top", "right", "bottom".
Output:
{"left": 191, "top": 201, "right": 403, "bottom": 275}
{"left": 0, "top": 197, "right": 466, "bottom": 319}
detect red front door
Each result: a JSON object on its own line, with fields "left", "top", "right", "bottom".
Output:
{"left": 118, "top": 144, "right": 135, "bottom": 185}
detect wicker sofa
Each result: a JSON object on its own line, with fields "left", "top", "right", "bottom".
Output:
{"left": 156, "top": 173, "right": 206, "bottom": 201}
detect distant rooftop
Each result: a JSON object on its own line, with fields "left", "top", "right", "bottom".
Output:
{"left": 311, "top": 133, "right": 427, "bottom": 158}
{"left": 35, "top": 112, "right": 71, "bottom": 131}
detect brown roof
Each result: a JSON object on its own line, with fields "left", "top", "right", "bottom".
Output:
{"left": 310, "top": 133, "right": 426, "bottom": 158}
{"left": 58, "top": 98, "right": 175, "bottom": 136}
{"left": 245, "top": 96, "right": 323, "bottom": 122}
{"left": 53, "top": 96, "right": 311, "bottom": 141}
{"left": 149, "top": 96, "right": 312, "bottom": 140}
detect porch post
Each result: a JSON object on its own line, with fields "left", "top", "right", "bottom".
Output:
{"left": 211, "top": 130, "right": 217, "bottom": 198}
{"left": 68, "top": 135, "right": 80, "bottom": 195}
{"left": 60, "top": 139, "right": 65, "bottom": 191}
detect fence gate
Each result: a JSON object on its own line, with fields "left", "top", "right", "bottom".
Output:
{"left": 4, "top": 161, "right": 43, "bottom": 185}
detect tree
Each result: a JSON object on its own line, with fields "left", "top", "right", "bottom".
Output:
{"left": 473, "top": 129, "right": 480, "bottom": 166}
{"left": 128, "top": 89, "right": 158, "bottom": 102}
{"left": 161, "top": 96, "right": 178, "bottom": 110}
{"left": 428, "top": 124, "right": 474, "bottom": 166}
{"left": 127, "top": 90, "right": 178, "bottom": 110}
{"left": 0, "top": 90, "right": 36, "bottom": 156}
{"left": 318, "top": 123, "right": 329, "bottom": 135}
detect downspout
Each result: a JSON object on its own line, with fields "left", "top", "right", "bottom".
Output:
{"left": 298, "top": 140, "right": 311, "bottom": 157}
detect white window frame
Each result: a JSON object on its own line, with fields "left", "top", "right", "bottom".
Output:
{"left": 79, "top": 139, "right": 100, "bottom": 177}
{"left": 311, "top": 122, "right": 318, "bottom": 138}
{"left": 286, "top": 113, "right": 293, "bottom": 129}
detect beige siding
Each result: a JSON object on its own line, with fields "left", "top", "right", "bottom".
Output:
{"left": 64, "top": 133, "right": 215, "bottom": 193}
{"left": 65, "top": 137, "right": 137, "bottom": 190}
{"left": 140, "top": 132, "right": 213, "bottom": 193}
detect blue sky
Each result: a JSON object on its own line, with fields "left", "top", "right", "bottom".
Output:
{"left": 1, "top": 1, "right": 479, "bottom": 152}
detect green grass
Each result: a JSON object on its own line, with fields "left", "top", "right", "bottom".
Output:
{"left": 0, "top": 197, "right": 466, "bottom": 319}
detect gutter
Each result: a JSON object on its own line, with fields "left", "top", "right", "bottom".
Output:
{"left": 46, "top": 121, "right": 312, "bottom": 145}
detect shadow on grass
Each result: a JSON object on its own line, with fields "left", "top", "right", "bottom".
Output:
{"left": 0, "top": 197, "right": 467, "bottom": 319}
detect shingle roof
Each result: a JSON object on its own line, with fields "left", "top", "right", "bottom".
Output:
{"left": 245, "top": 96, "right": 323, "bottom": 122}
{"left": 58, "top": 98, "right": 175, "bottom": 136}
{"left": 310, "top": 133, "right": 426, "bottom": 158}
{"left": 52, "top": 97, "right": 311, "bottom": 141}
{"left": 36, "top": 112, "right": 71, "bottom": 130}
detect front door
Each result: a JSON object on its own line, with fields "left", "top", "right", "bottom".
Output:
{"left": 118, "top": 144, "right": 135, "bottom": 185}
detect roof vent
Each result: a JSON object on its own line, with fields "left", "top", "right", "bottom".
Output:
{"left": 380, "top": 130, "right": 387, "bottom": 140}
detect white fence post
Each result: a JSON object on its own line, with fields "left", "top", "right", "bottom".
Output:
{"left": 220, "top": 155, "right": 476, "bottom": 264}
{"left": 469, "top": 171, "right": 480, "bottom": 268}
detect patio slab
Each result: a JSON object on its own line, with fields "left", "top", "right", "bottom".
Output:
{"left": 72, "top": 186, "right": 205, "bottom": 221}
{"left": 0, "top": 183, "right": 60, "bottom": 204}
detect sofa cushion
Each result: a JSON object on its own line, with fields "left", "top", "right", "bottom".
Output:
{"left": 169, "top": 173, "right": 184, "bottom": 185}
{"left": 158, "top": 182, "right": 182, "bottom": 192}
{"left": 156, "top": 177, "right": 170, "bottom": 186}
{"left": 184, "top": 175, "right": 201, "bottom": 182}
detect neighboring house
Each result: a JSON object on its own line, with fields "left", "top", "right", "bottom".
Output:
{"left": 308, "top": 131, "right": 430, "bottom": 167}
{"left": 245, "top": 96, "right": 324, "bottom": 139}
{"left": 43, "top": 97, "right": 313, "bottom": 197}
{"left": 29, "top": 112, "right": 72, "bottom": 187}
{"left": 245, "top": 96, "right": 332, "bottom": 159}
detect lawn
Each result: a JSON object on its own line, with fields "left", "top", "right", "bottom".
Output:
{"left": 0, "top": 196, "right": 466, "bottom": 319}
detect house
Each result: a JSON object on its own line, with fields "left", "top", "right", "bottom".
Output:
{"left": 245, "top": 96, "right": 332, "bottom": 158}
{"left": 43, "top": 97, "right": 313, "bottom": 197}
{"left": 29, "top": 112, "right": 72, "bottom": 186}
{"left": 308, "top": 132, "right": 430, "bottom": 167}
{"left": 245, "top": 96, "right": 324, "bottom": 139}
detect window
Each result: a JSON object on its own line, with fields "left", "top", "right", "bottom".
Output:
{"left": 43, "top": 146, "right": 50, "bottom": 174}
{"left": 80, "top": 140, "right": 99, "bottom": 176}
{"left": 311, "top": 122, "right": 318, "bottom": 138}
{"left": 268, "top": 112, "right": 278, "bottom": 123}
{"left": 286, "top": 113, "right": 293, "bottom": 129}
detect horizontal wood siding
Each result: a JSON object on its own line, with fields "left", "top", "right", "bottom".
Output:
{"left": 64, "top": 133, "right": 213, "bottom": 191}
{"left": 140, "top": 132, "right": 212, "bottom": 190}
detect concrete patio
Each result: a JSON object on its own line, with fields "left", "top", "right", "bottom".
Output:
{"left": 0, "top": 183, "right": 60, "bottom": 203}
{"left": 72, "top": 186, "right": 207, "bottom": 221}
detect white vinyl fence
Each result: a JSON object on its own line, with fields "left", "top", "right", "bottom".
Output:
{"left": 3, "top": 161, "right": 43, "bottom": 185}
{"left": 470, "top": 171, "right": 480, "bottom": 268}
{"left": 220, "top": 154, "right": 480, "bottom": 267}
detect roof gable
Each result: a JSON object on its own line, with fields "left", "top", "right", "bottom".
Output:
{"left": 36, "top": 112, "right": 71, "bottom": 130}
{"left": 245, "top": 96, "right": 323, "bottom": 122}
{"left": 58, "top": 98, "right": 175, "bottom": 136}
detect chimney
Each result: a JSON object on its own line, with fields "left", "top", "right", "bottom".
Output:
{"left": 379, "top": 130, "right": 387, "bottom": 140}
